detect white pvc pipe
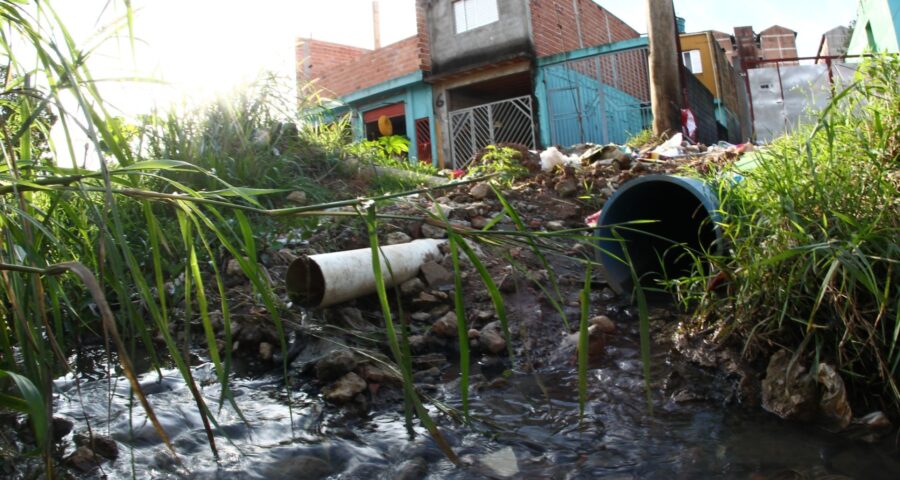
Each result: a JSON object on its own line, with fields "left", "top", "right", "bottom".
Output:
{"left": 286, "top": 239, "right": 445, "bottom": 308}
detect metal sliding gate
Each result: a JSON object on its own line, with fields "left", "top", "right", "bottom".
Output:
{"left": 541, "top": 44, "right": 652, "bottom": 146}
{"left": 449, "top": 95, "right": 536, "bottom": 168}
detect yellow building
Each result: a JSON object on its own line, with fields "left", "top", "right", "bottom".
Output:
{"left": 679, "top": 31, "right": 747, "bottom": 142}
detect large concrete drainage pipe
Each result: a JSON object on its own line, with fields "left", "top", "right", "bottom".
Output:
{"left": 286, "top": 239, "right": 445, "bottom": 308}
{"left": 596, "top": 175, "right": 723, "bottom": 294}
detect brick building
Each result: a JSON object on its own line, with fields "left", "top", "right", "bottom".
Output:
{"left": 296, "top": 0, "right": 645, "bottom": 167}
{"left": 711, "top": 25, "right": 799, "bottom": 68}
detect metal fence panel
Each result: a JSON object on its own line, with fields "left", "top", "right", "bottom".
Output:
{"left": 542, "top": 47, "right": 652, "bottom": 147}
{"left": 449, "top": 95, "right": 536, "bottom": 168}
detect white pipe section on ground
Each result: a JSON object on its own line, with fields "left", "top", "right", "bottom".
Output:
{"left": 286, "top": 239, "right": 445, "bottom": 308}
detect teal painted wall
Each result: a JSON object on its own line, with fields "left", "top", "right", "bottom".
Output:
{"left": 342, "top": 78, "right": 436, "bottom": 165}
{"left": 536, "top": 64, "right": 650, "bottom": 147}
{"left": 848, "top": 0, "right": 900, "bottom": 54}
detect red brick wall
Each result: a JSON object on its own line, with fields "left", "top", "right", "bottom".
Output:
{"left": 530, "top": 0, "right": 639, "bottom": 57}
{"left": 296, "top": 1, "right": 431, "bottom": 99}
{"left": 296, "top": 39, "right": 370, "bottom": 82}
{"left": 311, "top": 36, "right": 426, "bottom": 98}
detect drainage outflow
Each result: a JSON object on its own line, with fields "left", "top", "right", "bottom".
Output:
{"left": 596, "top": 175, "right": 722, "bottom": 294}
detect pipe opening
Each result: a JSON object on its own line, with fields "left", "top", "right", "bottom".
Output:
{"left": 597, "top": 175, "right": 721, "bottom": 294}
{"left": 286, "top": 256, "right": 326, "bottom": 308}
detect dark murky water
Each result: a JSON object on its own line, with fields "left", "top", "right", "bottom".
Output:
{"left": 54, "top": 328, "right": 900, "bottom": 479}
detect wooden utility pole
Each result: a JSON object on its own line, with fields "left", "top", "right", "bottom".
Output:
{"left": 646, "top": 0, "right": 682, "bottom": 137}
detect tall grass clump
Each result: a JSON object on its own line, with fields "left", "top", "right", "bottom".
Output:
{"left": 0, "top": 0, "right": 296, "bottom": 471}
{"left": 138, "top": 74, "right": 337, "bottom": 204}
{"left": 675, "top": 55, "right": 899, "bottom": 413}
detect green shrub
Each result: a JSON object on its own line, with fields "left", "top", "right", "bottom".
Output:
{"left": 466, "top": 145, "right": 528, "bottom": 185}
{"left": 674, "top": 55, "right": 900, "bottom": 413}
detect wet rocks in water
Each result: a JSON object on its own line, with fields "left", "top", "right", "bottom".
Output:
{"left": 73, "top": 433, "right": 118, "bottom": 460}
{"left": 263, "top": 454, "right": 335, "bottom": 479}
{"left": 431, "top": 312, "right": 458, "bottom": 338}
{"left": 479, "top": 321, "right": 507, "bottom": 355}
{"left": 816, "top": 363, "right": 852, "bottom": 430}
{"left": 315, "top": 349, "right": 358, "bottom": 382}
{"left": 761, "top": 350, "right": 818, "bottom": 422}
{"left": 844, "top": 411, "right": 893, "bottom": 443}
{"left": 357, "top": 363, "right": 401, "bottom": 386}
{"left": 259, "top": 342, "right": 274, "bottom": 361}
{"left": 385, "top": 231, "right": 412, "bottom": 245}
{"left": 400, "top": 277, "right": 425, "bottom": 297}
{"left": 65, "top": 447, "right": 103, "bottom": 473}
{"left": 420, "top": 261, "right": 453, "bottom": 288}
{"left": 395, "top": 457, "right": 428, "bottom": 480}
{"left": 589, "top": 315, "right": 616, "bottom": 334}
{"left": 51, "top": 417, "right": 74, "bottom": 443}
{"left": 323, "top": 372, "right": 367, "bottom": 404}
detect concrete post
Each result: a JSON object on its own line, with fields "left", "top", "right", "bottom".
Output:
{"left": 646, "top": 0, "right": 682, "bottom": 137}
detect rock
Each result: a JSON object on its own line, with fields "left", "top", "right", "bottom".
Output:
{"left": 545, "top": 220, "right": 566, "bottom": 231}
{"left": 259, "top": 342, "right": 274, "bottom": 361}
{"left": 324, "top": 372, "right": 367, "bottom": 404}
{"left": 467, "top": 328, "right": 480, "bottom": 339}
{"left": 554, "top": 325, "right": 607, "bottom": 364}
{"left": 226, "top": 258, "right": 245, "bottom": 277}
{"left": 315, "top": 350, "right": 358, "bottom": 382}
{"left": 408, "top": 335, "right": 429, "bottom": 353}
{"left": 400, "top": 277, "right": 426, "bottom": 297}
{"left": 411, "top": 311, "right": 431, "bottom": 323}
{"left": 761, "top": 350, "right": 818, "bottom": 422}
{"left": 357, "top": 364, "right": 401, "bottom": 385}
{"left": 845, "top": 411, "right": 893, "bottom": 443}
{"left": 412, "top": 291, "right": 441, "bottom": 308}
{"left": 554, "top": 178, "right": 578, "bottom": 197}
{"left": 421, "top": 223, "right": 447, "bottom": 239}
{"left": 52, "top": 417, "right": 74, "bottom": 443}
{"left": 73, "top": 433, "right": 118, "bottom": 460}
{"left": 420, "top": 261, "right": 453, "bottom": 288}
{"left": 816, "top": 363, "right": 852, "bottom": 430}
{"left": 479, "top": 322, "right": 507, "bottom": 355}
{"left": 498, "top": 272, "right": 520, "bottom": 293}
{"left": 430, "top": 203, "right": 456, "bottom": 218}
{"left": 334, "top": 307, "right": 371, "bottom": 331}
{"left": 395, "top": 457, "right": 428, "bottom": 480}
{"left": 263, "top": 455, "right": 334, "bottom": 479}
{"left": 469, "top": 182, "right": 492, "bottom": 200}
{"left": 589, "top": 315, "right": 616, "bottom": 334}
{"left": 272, "top": 248, "right": 298, "bottom": 265}
{"left": 470, "top": 216, "right": 490, "bottom": 229}
{"left": 412, "top": 353, "right": 447, "bottom": 369}
{"left": 413, "top": 366, "right": 441, "bottom": 382}
{"left": 286, "top": 190, "right": 308, "bottom": 205}
{"left": 65, "top": 447, "right": 102, "bottom": 473}
{"left": 385, "top": 231, "right": 412, "bottom": 245}
{"left": 429, "top": 304, "right": 451, "bottom": 318}
{"left": 477, "top": 447, "right": 519, "bottom": 478}
{"left": 431, "top": 312, "right": 458, "bottom": 338}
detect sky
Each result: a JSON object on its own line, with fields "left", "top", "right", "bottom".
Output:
{"left": 50, "top": 0, "right": 858, "bottom": 117}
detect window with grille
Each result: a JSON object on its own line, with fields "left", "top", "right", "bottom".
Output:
{"left": 453, "top": 0, "right": 498, "bottom": 34}
{"left": 414, "top": 118, "right": 432, "bottom": 163}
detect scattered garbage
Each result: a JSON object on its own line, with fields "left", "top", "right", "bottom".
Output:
{"left": 540, "top": 146, "right": 581, "bottom": 172}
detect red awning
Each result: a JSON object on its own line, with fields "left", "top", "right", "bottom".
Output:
{"left": 363, "top": 103, "right": 405, "bottom": 123}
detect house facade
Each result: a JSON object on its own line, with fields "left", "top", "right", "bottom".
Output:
{"left": 297, "top": 0, "right": 647, "bottom": 168}
{"left": 847, "top": 0, "right": 900, "bottom": 54}
{"left": 679, "top": 31, "right": 747, "bottom": 142}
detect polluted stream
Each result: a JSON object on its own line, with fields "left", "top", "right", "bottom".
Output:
{"left": 54, "top": 309, "right": 900, "bottom": 479}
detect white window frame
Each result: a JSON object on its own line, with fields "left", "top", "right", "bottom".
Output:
{"left": 682, "top": 49, "right": 704, "bottom": 74}
{"left": 453, "top": 0, "right": 499, "bottom": 34}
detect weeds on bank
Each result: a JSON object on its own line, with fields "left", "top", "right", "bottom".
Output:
{"left": 672, "top": 55, "right": 900, "bottom": 413}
